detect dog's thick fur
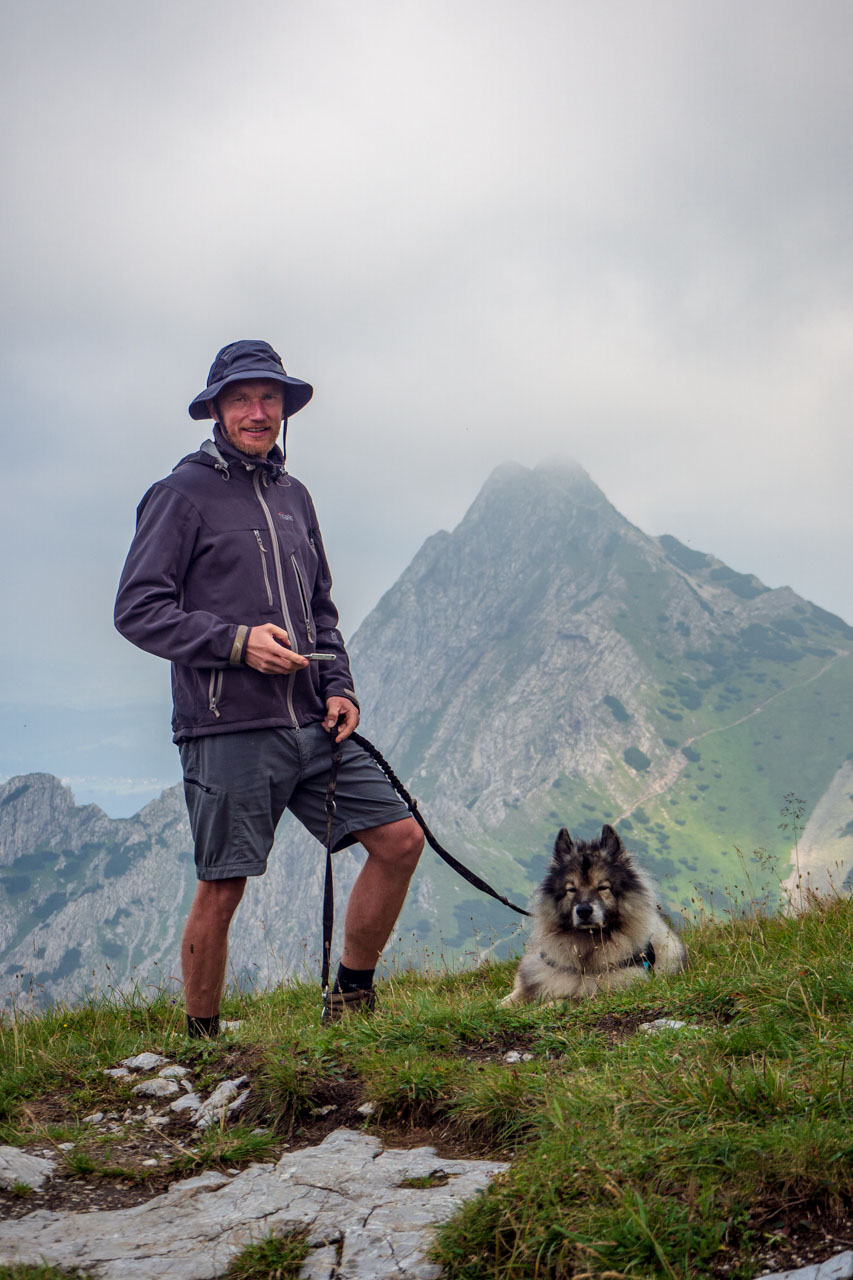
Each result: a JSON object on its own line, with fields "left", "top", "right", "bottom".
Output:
{"left": 502, "top": 824, "right": 686, "bottom": 1004}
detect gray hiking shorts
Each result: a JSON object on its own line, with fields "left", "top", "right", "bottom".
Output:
{"left": 179, "top": 723, "right": 411, "bottom": 881}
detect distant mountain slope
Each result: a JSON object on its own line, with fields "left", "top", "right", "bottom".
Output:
{"left": 0, "top": 771, "right": 368, "bottom": 1010}
{"left": 347, "top": 461, "right": 853, "bottom": 940}
{"left": 2, "top": 461, "right": 851, "bottom": 1006}
{"left": 0, "top": 774, "right": 195, "bottom": 1006}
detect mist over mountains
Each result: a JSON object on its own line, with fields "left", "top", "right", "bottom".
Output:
{"left": 3, "top": 462, "right": 851, "bottom": 1008}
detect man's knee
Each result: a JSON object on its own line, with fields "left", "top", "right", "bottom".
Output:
{"left": 192, "top": 876, "right": 247, "bottom": 924}
{"left": 360, "top": 818, "right": 424, "bottom": 874}
{"left": 393, "top": 819, "right": 424, "bottom": 873}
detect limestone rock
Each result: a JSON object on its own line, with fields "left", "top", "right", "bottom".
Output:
{"left": 0, "top": 1146, "right": 56, "bottom": 1192}
{"left": 170, "top": 1093, "right": 202, "bottom": 1115}
{"left": 0, "top": 1126, "right": 508, "bottom": 1280}
{"left": 194, "top": 1077, "right": 249, "bottom": 1130}
{"left": 756, "top": 1251, "right": 853, "bottom": 1280}
{"left": 122, "top": 1053, "right": 169, "bottom": 1072}
{"left": 131, "top": 1079, "right": 180, "bottom": 1099}
{"left": 639, "top": 1019, "right": 696, "bottom": 1033}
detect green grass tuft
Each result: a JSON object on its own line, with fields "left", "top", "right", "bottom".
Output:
{"left": 224, "top": 1230, "right": 310, "bottom": 1279}
{"left": 0, "top": 1268, "right": 95, "bottom": 1280}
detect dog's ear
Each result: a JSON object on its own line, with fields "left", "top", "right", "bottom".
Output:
{"left": 552, "top": 828, "right": 574, "bottom": 863}
{"left": 600, "top": 824, "right": 625, "bottom": 858}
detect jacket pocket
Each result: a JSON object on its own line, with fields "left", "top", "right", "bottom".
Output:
{"left": 208, "top": 670, "right": 224, "bottom": 718}
{"left": 290, "top": 554, "right": 315, "bottom": 645}
{"left": 253, "top": 530, "right": 274, "bottom": 607}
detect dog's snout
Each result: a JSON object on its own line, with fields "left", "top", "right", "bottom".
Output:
{"left": 575, "top": 902, "right": 594, "bottom": 921}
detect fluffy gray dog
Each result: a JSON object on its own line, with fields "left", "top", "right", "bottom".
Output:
{"left": 502, "top": 824, "right": 686, "bottom": 1004}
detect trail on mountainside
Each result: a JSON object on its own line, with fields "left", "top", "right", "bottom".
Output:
{"left": 616, "top": 649, "right": 849, "bottom": 823}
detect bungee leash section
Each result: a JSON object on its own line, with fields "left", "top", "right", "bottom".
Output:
{"left": 350, "top": 731, "right": 531, "bottom": 918}
{"left": 321, "top": 731, "right": 530, "bottom": 1002}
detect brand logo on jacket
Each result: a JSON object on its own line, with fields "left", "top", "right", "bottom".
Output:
{"left": 278, "top": 512, "right": 294, "bottom": 521}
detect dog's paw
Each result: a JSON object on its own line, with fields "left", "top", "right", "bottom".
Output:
{"left": 499, "top": 990, "right": 520, "bottom": 1007}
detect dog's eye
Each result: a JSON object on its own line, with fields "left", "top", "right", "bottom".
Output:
{"left": 564, "top": 884, "right": 576, "bottom": 894}
{"left": 598, "top": 883, "right": 611, "bottom": 893}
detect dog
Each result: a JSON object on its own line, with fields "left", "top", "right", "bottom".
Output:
{"left": 501, "top": 824, "right": 686, "bottom": 1004}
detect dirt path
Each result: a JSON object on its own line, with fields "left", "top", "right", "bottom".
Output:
{"left": 615, "top": 649, "right": 849, "bottom": 823}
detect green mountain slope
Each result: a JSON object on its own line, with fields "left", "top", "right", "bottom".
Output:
{"left": 347, "top": 462, "right": 852, "bottom": 952}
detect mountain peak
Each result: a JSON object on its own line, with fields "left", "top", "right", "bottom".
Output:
{"left": 457, "top": 459, "right": 624, "bottom": 543}
{"left": 477, "top": 458, "right": 601, "bottom": 499}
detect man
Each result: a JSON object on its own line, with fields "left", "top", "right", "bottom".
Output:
{"left": 115, "top": 339, "right": 423, "bottom": 1032}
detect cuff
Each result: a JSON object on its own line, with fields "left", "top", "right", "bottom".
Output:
{"left": 229, "top": 625, "right": 249, "bottom": 666}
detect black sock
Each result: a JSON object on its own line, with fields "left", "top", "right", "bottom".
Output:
{"left": 334, "top": 963, "right": 375, "bottom": 994}
{"left": 186, "top": 1013, "right": 220, "bottom": 1038}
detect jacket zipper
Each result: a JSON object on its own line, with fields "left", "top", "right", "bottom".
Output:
{"left": 252, "top": 471, "right": 300, "bottom": 728}
{"left": 290, "top": 555, "right": 315, "bottom": 645}
{"left": 253, "top": 530, "right": 274, "bottom": 606}
{"left": 208, "top": 670, "right": 223, "bottom": 718}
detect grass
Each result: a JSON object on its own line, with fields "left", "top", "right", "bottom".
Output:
{"left": 0, "top": 894, "right": 852, "bottom": 1278}
{"left": 223, "top": 1231, "right": 310, "bottom": 1279}
{"left": 0, "top": 1269, "right": 94, "bottom": 1280}
{"left": 432, "top": 896, "right": 853, "bottom": 1279}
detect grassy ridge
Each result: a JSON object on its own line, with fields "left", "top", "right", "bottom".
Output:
{"left": 434, "top": 899, "right": 853, "bottom": 1278}
{"left": 1, "top": 895, "right": 852, "bottom": 1279}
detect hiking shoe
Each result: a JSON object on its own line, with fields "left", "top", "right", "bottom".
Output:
{"left": 321, "top": 987, "right": 377, "bottom": 1023}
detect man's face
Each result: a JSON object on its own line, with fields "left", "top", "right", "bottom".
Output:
{"left": 211, "top": 379, "right": 285, "bottom": 457}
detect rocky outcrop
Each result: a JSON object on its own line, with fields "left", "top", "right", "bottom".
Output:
{"left": 0, "top": 1127, "right": 508, "bottom": 1280}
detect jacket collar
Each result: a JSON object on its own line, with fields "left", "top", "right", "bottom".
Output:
{"left": 205, "top": 424, "right": 287, "bottom": 479}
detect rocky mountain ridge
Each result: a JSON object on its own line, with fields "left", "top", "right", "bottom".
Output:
{"left": 350, "top": 463, "right": 852, "bottom": 915}
{"left": 2, "top": 462, "right": 851, "bottom": 1006}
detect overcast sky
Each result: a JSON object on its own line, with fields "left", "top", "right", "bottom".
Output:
{"left": 2, "top": 0, "right": 851, "bottom": 809}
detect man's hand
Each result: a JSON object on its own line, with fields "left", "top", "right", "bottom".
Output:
{"left": 244, "top": 624, "right": 309, "bottom": 674}
{"left": 323, "top": 696, "right": 360, "bottom": 742}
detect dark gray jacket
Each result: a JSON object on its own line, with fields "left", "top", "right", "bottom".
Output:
{"left": 115, "top": 428, "right": 358, "bottom": 742}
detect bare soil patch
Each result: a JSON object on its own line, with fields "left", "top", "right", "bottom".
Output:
{"left": 716, "top": 1200, "right": 853, "bottom": 1277}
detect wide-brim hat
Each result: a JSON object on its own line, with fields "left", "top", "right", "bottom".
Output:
{"left": 188, "top": 339, "right": 314, "bottom": 420}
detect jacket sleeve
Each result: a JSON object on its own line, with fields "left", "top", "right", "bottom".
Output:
{"left": 307, "top": 499, "right": 359, "bottom": 708}
{"left": 114, "top": 483, "right": 249, "bottom": 669}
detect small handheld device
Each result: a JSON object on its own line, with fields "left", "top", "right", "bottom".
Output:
{"left": 307, "top": 652, "right": 335, "bottom": 661}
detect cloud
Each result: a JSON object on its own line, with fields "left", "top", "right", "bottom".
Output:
{"left": 2, "top": 0, "right": 852, "bottom": 734}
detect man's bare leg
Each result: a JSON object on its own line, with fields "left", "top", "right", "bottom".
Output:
{"left": 181, "top": 877, "right": 247, "bottom": 1018}
{"left": 340, "top": 817, "right": 424, "bottom": 971}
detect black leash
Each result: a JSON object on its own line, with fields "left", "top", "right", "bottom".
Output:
{"left": 321, "top": 739, "right": 344, "bottom": 999}
{"left": 350, "top": 731, "right": 530, "bottom": 918}
{"left": 320, "top": 729, "right": 530, "bottom": 996}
